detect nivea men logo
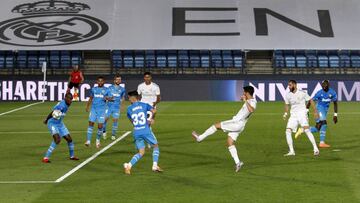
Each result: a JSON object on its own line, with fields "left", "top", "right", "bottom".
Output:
{"left": 173, "top": 8, "right": 334, "bottom": 37}
{"left": 0, "top": 0, "right": 108, "bottom": 47}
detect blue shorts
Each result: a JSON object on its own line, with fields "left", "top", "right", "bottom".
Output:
{"left": 47, "top": 122, "right": 69, "bottom": 137}
{"left": 316, "top": 106, "right": 328, "bottom": 122}
{"left": 106, "top": 106, "right": 120, "bottom": 119}
{"left": 89, "top": 108, "right": 106, "bottom": 123}
{"left": 134, "top": 132, "right": 158, "bottom": 150}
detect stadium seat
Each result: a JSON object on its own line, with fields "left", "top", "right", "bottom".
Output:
{"left": 200, "top": 50, "right": 210, "bottom": 68}
{"left": 167, "top": 50, "right": 177, "bottom": 68}
{"left": 123, "top": 50, "right": 134, "bottom": 68}
{"left": 350, "top": 51, "right": 360, "bottom": 68}
{"left": 145, "top": 50, "right": 156, "bottom": 68}
{"left": 274, "top": 50, "right": 285, "bottom": 68}
{"left": 189, "top": 50, "right": 200, "bottom": 68}
{"left": 305, "top": 50, "right": 318, "bottom": 68}
{"left": 178, "top": 50, "right": 189, "bottom": 68}
{"left": 49, "top": 51, "right": 60, "bottom": 69}
{"left": 5, "top": 51, "right": 14, "bottom": 68}
{"left": 0, "top": 51, "right": 5, "bottom": 69}
{"left": 71, "top": 51, "right": 81, "bottom": 66}
{"left": 16, "top": 51, "right": 27, "bottom": 69}
{"left": 156, "top": 50, "right": 167, "bottom": 68}
{"left": 112, "top": 50, "right": 122, "bottom": 68}
{"left": 295, "top": 50, "right": 306, "bottom": 68}
{"left": 233, "top": 50, "right": 243, "bottom": 68}
{"left": 317, "top": 51, "right": 329, "bottom": 68}
{"left": 284, "top": 50, "right": 295, "bottom": 68}
{"left": 211, "top": 50, "right": 223, "bottom": 68}
{"left": 222, "top": 50, "right": 234, "bottom": 68}
{"left": 339, "top": 50, "right": 351, "bottom": 68}
{"left": 39, "top": 51, "right": 48, "bottom": 68}
{"left": 328, "top": 50, "right": 339, "bottom": 68}
{"left": 60, "top": 51, "right": 71, "bottom": 68}
{"left": 134, "top": 50, "right": 145, "bottom": 68}
{"left": 27, "top": 51, "right": 38, "bottom": 69}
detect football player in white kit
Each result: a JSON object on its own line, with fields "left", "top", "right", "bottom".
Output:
{"left": 283, "top": 80, "right": 320, "bottom": 156}
{"left": 192, "top": 86, "right": 256, "bottom": 172}
{"left": 137, "top": 72, "right": 161, "bottom": 148}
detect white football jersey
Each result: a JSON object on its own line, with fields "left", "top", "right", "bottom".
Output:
{"left": 284, "top": 89, "right": 311, "bottom": 115}
{"left": 137, "top": 82, "right": 160, "bottom": 106}
{"left": 232, "top": 98, "right": 257, "bottom": 122}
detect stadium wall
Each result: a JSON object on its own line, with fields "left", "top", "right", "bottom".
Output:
{"left": 0, "top": 79, "right": 359, "bottom": 102}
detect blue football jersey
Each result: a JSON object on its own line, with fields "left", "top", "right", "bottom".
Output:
{"left": 108, "top": 85, "right": 126, "bottom": 107}
{"left": 48, "top": 100, "right": 69, "bottom": 124}
{"left": 127, "top": 102, "right": 153, "bottom": 136}
{"left": 90, "top": 86, "right": 110, "bottom": 109}
{"left": 313, "top": 88, "right": 337, "bottom": 109}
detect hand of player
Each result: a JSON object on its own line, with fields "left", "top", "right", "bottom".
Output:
{"left": 240, "top": 95, "right": 246, "bottom": 101}
{"left": 86, "top": 107, "right": 89, "bottom": 112}
{"left": 333, "top": 116, "right": 338, "bottom": 124}
{"left": 282, "top": 112, "right": 288, "bottom": 120}
{"left": 148, "top": 119, "right": 155, "bottom": 125}
{"left": 314, "top": 112, "right": 319, "bottom": 120}
{"left": 43, "top": 119, "right": 48, "bottom": 125}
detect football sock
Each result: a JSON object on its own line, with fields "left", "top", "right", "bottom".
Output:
{"left": 320, "top": 124, "right": 327, "bottom": 143}
{"left": 198, "top": 125, "right": 217, "bottom": 142}
{"left": 129, "top": 153, "right": 143, "bottom": 167}
{"left": 103, "top": 121, "right": 107, "bottom": 133}
{"left": 112, "top": 122, "right": 118, "bottom": 136}
{"left": 86, "top": 126, "right": 94, "bottom": 142}
{"left": 96, "top": 128, "right": 103, "bottom": 140}
{"left": 45, "top": 141, "right": 57, "bottom": 158}
{"left": 310, "top": 126, "right": 318, "bottom": 133}
{"left": 286, "top": 129, "right": 294, "bottom": 153}
{"left": 304, "top": 129, "right": 319, "bottom": 151}
{"left": 228, "top": 145, "right": 240, "bottom": 165}
{"left": 67, "top": 141, "right": 75, "bottom": 157}
{"left": 152, "top": 147, "right": 160, "bottom": 165}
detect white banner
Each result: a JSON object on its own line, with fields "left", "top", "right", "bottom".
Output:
{"left": 0, "top": 0, "right": 359, "bottom": 50}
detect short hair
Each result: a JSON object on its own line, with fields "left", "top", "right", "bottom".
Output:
{"left": 128, "top": 90, "right": 139, "bottom": 97}
{"left": 114, "top": 74, "right": 121, "bottom": 79}
{"left": 65, "top": 92, "right": 73, "bottom": 99}
{"left": 288, "top": 80, "right": 297, "bottom": 85}
{"left": 243, "top": 86, "right": 255, "bottom": 96}
{"left": 322, "top": 80, "right": 329, "bottom": 84}
{"left": 97, "top": 76, "right": 104, "bottom": 80}
{"left": 144, "top": 72, "right": 152, "bottom": 76}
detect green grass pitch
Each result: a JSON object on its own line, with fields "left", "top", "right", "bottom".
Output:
{"left": 0, "top": 101, "right": 359, "bottom": 203}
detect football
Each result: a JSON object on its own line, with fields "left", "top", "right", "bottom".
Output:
{"left": 52, "top": 110, "right": 62, "bottom": 119}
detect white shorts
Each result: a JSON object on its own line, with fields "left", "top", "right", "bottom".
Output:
{"left": 220, "top": 120, "right": 245, "bottom": 141}
{"left": 286, "top": 113, "right": 309, "bottom": 132}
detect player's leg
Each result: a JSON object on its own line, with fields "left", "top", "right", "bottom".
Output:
{"left": 124, "top": 139, "right": 146, "bottom": 175}
{"left": 63, "top": 135, "right": 79, "bottom": 160}
{"left": 145, "top": 132, "right": 162, "bottom": 172}
{"left": 95, "top": 109, "right": 106, "bottom": 148}
{"left": 192, "top": 122, "right": 221, "bottom": 142}
{"left": 285, "top": 116, "right": 297, "bottom": 156}
{"left": 86, "top": 109, "right": 97, "bottom": 146}
{"left": 303, "top": 125, "right": 320, "bottom": 155}
{"left": 227, "top": 133, "right": 244, "bottom": 172}
{"left": 318, "top": 108, "right": 330, "bottom": 147}
{"left": 102, "top": 108, "right": 111, "bottom": 139}
{"left": 43, "top": 125, "right": 61, "bottom": 163}
{"left": 96, "top": 123, "right": 104, "bottom": 148}
{"left": 111, "top": 110, "right": 120, "bottom": 140}
{"left": 73, "top": 86, "right": 79, "bottom": 101}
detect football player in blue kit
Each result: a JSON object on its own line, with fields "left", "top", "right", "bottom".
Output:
{"left": 123, "top": 91, "right": 162, "bottom": 175}
{"left": 295, "top": 80, "right": 338, "bottom": 148}
{"left": 42, "top": 93, "right": 79, "bottom": 163}
{"left": 102, "top": 74, "right": 126, "bottom": 140}
{"left": 85, "top": 76, "right": 112, "bottom": 148}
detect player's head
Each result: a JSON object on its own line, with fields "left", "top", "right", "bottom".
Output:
{"left": 143, "top": 72, "right": 152, "bottom": 84}
{"left": 114, "top": 74, "right": 122, "bottom": 86}
{"left": 73, "top": 65, "right": 79, "bottom": 71}
{"left": 321, "top": 80, "right": 330, "bottom": 92}
{"left": 243, "top": 86, "right": 255, "bottom": 98}
{"left": 128, "top": 90, "right": 139, "bottom": 103}
{"left": 64, "top": 92, "right": 73, "bottom": 105}
{"left": 97, "top": 76, "right": 105, "bottom": 87}
{"left": 288, "top": 80, "right": 297, "bottom": 93}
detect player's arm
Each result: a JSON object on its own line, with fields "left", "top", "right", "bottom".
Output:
{"left": 283, "top": 103, "right": 289, "bottom": 120}
{"left": 80, "top": 71, "right": 84, "bottom": 83}
{"left": 154, "top": 95, "right": 161, "bottom": 107}
{"left": 86, "top": 96, "right": 93, "bottom": 112}
{"left": 333, "top": 101, "right": 338, "bottom": 124}
{"left": 43, "top": 111, "right": 53, "bottom": 124}
{"left": 241, "top": 96, "right": 255, "bottom": 112}
{"left": 309, "top": 99, "right": 319, "bottom": 119}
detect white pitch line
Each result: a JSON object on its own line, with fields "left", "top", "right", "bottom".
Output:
{"left": 0, "top": 181, "right": 54, "bottom": 184}
{"left": 54, "top": 131, "right": 131, "bottom": 183}
{"left": 0, "top": 102, "right": 43, "bottom": 117}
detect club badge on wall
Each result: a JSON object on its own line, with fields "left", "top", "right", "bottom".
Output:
{"left": 0, "top": 0, "right": 108, "bottom": 47}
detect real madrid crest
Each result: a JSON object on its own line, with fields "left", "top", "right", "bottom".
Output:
{"left": 0, "top": 0, "right": 108, "bottom": 47}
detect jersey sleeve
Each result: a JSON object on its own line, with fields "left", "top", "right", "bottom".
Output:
{"left": 146, "top": 103, "right": 154, "bottom": 111}
{"left": 53, "top": 101, "right": 64, "bottom": 111}
{"left": 312, "top": 91, "right": 320, "bottom": 101}
{"left": 121, "top": 88, "right": 126, "bottom": 98}
{"left": 137, "top": 84, "right": 142, "bottom": 95}
{"left": 284, "top": 94, "right": 290, "bottom": 104}
{"left": 127, "top": 108, "right": 132, "bottom": 120}
{"left": 249, "top": 100, "right": 257, "bottom": 109}
{"left": 331, "top": 90, "right": 338, "bottom": 102}
{"left": 89, "top": 88, "right": 94, "bottom": 97}
{"left": 155, "top": 85, "right": 160, "bottom": 95}
{"left": 304, "top": 91, "right": 311, "bottom": 101}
